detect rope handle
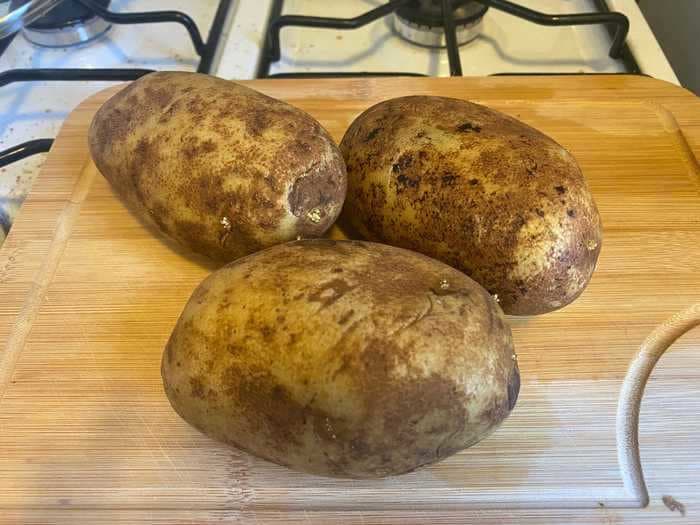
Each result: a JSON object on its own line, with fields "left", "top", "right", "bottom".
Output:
{"left": 617, "top": 302, "right": 700, "bottom": 507}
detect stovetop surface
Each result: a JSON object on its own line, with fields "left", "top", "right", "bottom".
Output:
{"left": 266, "top": 0, "right": 627, "bottom": 77}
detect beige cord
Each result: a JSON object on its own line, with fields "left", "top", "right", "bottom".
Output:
{"left": 617, "top": 302, "right": 700, "bottom": 507}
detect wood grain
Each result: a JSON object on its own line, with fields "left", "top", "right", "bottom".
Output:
{"left": 0, "top": 75, "right": 699, "bottom": 524}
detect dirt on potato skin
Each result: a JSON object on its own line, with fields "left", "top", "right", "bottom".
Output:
{"left": 162, "top": 239, "right": 519, "bottom": 479}
{"left": 89, "top": 71, "right": 346, "bottom": 262}
{"left": 340, "top": 95, "right": 602, "bottom": 315}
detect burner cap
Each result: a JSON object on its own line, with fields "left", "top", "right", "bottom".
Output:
{"left": 394, "top": 0, "right": 488, "bottom": 48}
{"left": 396, "top": 0, "right": 488, "bottom": 28}
{"left": 9, "top": 0, "right": 112, "bottom": 47}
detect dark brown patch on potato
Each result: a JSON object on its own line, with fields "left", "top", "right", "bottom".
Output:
{"left": 346, "top": 338, "right": 475, "bottom": 471}
{"left": 322, "top": 330, "right": 479, "bottom": 477}
{"left": 338, "top": 309, "right": 354, "bottom": 325}
{"left": 391, "top": 151, "right": 414, "bottom": 174}
{"left": 364, "top": 127, "right": 382, "bottom": 142}
{"left": 441, "top": 174, "right": 458, "bottom": 186}
{"left": 219, "top": 365, "right": 351, "bottom": 463}
{"left": 287, "top": 164, "right": 346, "bottom": 230}
{"left": 90, "top": 116, "right": 123, "bottom": 163}
{"left": 133, "top": 137, "right": 157, "bottom": 169}
{"left": 181, "top": 135, "right": 218, "bottom": 160}
{"left": 220, "top": 368, "right": 305, "bottom": 448}
{"left": 226, "top": 342, "right": 245, "bottom": 355}
{"left": 143, "top": 85, "right": 176, "bottom": 108}
{"left": 190, "top": 377, "right": 205, "bottom": 400}
{"left": 259, "top": 325, "right": 274, "bottom": 341}
{"left": 456, "top": 122, "right": 482, "bottom": 133}
{"left": 244, "top": 111, "right": 270, "bottom": 136}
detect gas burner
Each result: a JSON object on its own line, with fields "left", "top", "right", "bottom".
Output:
{"left": 9, "top": 0, "right": 111, "bottom": 48}
{"left": 393, "top": 0, "right": 488, "bottom": 48}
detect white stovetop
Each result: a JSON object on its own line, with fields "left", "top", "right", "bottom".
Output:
{"left": 215, "top": 0, "right": 677, "bottom": 82}
{"left": 0, "top": 0, "right": 677, "bottom": 246}
{"left": 266, "top": 0, "right": 626, "bottom": 76}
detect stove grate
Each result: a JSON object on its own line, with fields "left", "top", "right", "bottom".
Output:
{"left": 259, "top": 0, "right": 630, "bottom": 78}
{"left": 0, "top": 0, "right": 233, "bottom": 168}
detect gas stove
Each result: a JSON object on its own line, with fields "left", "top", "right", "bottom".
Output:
{"left": 0, "top": 0, "right": 677, "bottom": 245}
{"left": 8, "top": 0, "right": 112, "bottom": 47}
{"left": 0, "top": 0, "right": 232, "bottom": 242}
{"left": 255, "top": 0, "right": 650, "bottom": 78}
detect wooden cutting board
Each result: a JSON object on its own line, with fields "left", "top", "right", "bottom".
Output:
{"left": 0, "top": 75, "right": 699, "bottom": 524}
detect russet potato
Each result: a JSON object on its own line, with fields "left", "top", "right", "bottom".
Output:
{"left": 162, "top": 239, "right": 519, "bottom": 478}
{"left": 89, "top": 71, "right": 346, "bottom": 262}
{"left": 340, "top": 96, "right": 602, "bottom": 315}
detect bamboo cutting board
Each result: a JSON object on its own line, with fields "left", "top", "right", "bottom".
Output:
{"left": 0, "top": 75, "right": 699, "bottom": 524}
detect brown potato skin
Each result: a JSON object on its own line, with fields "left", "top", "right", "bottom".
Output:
{"left": 89, "top": 71, "right": 346, "bottom": 262}
{"left": 340, "top": 96, "right": 602, "bottom": 315}
{"left": 162, "top": 239, "right": 519, "bottom": 479}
